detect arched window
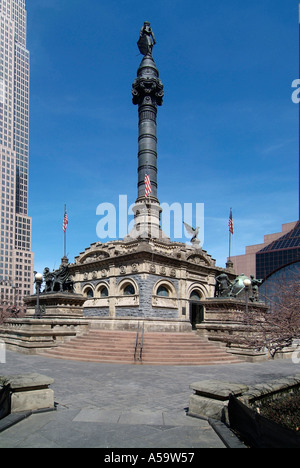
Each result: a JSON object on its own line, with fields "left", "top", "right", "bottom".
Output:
{"left": 123, "top": 284, "right": 135, "bottom": 295}
{"left": 85, "top": 288, "right": 94, "bottom": 298}
{"left": 190, "top": 290, "right": 201, "bottom": 301}
{"left": 157, "top": 285, "right": 169, "bottom": 297}
{"left": 100, "top": 286, "right": 108, "bottom": 297}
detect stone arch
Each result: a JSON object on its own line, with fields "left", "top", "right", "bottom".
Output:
{"left": 82, "top": 284, "right": 95, "bottom": 298}
{"left": 187, "top": 283, "right": 206, "bottom": 330}
{"left": 118, "top": 278, "right": 139, "bottom": 296}
{"left": 95, "top": 282, "right": 109, "bottom": 298}
{"left": 187, "top": 283, "right": 208, "bottom": 300}
{"left": 153, "top": 279, "right": 177, "bottom": 298}
{"left": 78, "top": 249, "right": 110, "bottom": 265}
{"left": 187, "top": 253, "right": 211, "bottom": 267}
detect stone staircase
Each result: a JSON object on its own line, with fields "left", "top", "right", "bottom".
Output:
{"left": 137, "top": 332, "right": 240, "bottom": 365}
{"left": 40, "top": 329, "right": 241, "bottom": 365}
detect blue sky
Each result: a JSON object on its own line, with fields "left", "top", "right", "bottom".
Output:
{"left": 26, "top": 0, "right": 299, "bottom": 274}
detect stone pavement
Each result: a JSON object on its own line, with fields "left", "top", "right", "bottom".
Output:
{"left": 0, "top": 350, "right": 299, "bottom": 449}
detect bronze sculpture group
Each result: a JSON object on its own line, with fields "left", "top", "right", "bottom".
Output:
{"left": 42, "top": 265, "right": 73, "bottom": 294}
{"left": 215, "top": 273, "right": 262, "bottom": 302}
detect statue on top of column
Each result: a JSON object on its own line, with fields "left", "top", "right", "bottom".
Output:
{"left": 137, "top": 21, "right": 156, "bottom": 56}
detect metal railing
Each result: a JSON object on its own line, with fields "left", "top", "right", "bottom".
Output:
{"left": 139, "top": 322, "right": 144, "bottom": 361}
{"left": 134, "top": 322, "right": 140, "bottom": 361}
{"left": 134, "top": 322, "right": 144, "bottom": 363}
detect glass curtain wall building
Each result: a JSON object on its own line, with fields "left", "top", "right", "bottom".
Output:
{"left": 0, "top": 0, "right": 33, "bottom": 309}
{"left": 256, "top": 221, "right": 300, "bottom": 280}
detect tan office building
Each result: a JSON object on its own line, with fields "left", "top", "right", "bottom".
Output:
{"left": 0, "top": 0, "right": 33, "bottom": 309}
{"left": 229, "top": 221, "right": 298, "bottom": 278}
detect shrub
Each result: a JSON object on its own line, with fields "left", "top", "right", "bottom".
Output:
{"left": 260, "top": 394, "right": 300, "bottom": 432}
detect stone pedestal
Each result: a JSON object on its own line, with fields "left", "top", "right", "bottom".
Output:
{"left": 24, "top": 292, "right": 86, "bottom": 318}
{"left": 0, "top": 293, "right": 89, "bottom": 354}
{"left": 196, "top": 298, "right": 269, "bottom": 362}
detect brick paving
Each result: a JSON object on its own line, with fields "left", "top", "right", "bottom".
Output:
{"left": 0, "top": 350, "right": 298, "bottom": 448}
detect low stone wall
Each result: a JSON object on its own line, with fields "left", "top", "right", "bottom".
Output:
{"left": 0, "top": 317, "right": 89, "bottom": 354}
{"left": 189, "top": 380, "right": 248, "bottom": 423}
{"left": 189, "top": 374, "right": 300, "bottom": 423}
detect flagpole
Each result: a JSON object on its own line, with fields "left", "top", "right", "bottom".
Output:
{"left": 228, "top": 208, "right": 234, "bottom": 267}
{"left": 63, "top": 204, "right": 68, "bottom": 259}
{"left": 228, "top": 208, "right": 231, "bottom": 260}
{"left": 299, "top": 4, "right": 300, "bottom": 220}
{"left": 64, "top": 204, "right": 66, "bottom": 258}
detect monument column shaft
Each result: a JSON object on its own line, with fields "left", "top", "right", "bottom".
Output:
{"left": 128, "top": 22, "right": 166, "bottom": 240}
{"left": 137, "top": 103, "right": 158, "bottom": 201}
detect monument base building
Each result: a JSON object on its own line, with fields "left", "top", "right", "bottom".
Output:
{"left": 69, "top": 237, "right": 226, "bottom": 332}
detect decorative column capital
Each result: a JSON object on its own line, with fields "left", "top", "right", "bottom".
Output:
{"left": 132, "top": 74, "right": 164, "bottom": 106}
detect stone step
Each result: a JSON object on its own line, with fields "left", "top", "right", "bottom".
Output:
{"left": 66, "top": 336, "right": 216, "bottom": 349}
{"left": 42, "top": 349, "right": 237, "bottom": 366}
{"left": 40, "top": 329, "right": 240, "bottom": 365}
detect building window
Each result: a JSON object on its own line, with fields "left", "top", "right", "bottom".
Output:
{"left": 123, "top": 284, "right": 135, "bottom": 296}
{"left": 157, "top": 285, "right": 169, "bottom": 297}
{"left": 190, "top": 290, "right": 202, "bottom": 301}
{"left": 85, "top": 288, "right": 94, "bottom": 298}
{"left": 100, "top": 286, "right": 108, "bottom": 297}
{"left": 0, "top": 80, "right": 5, "bottom": 104}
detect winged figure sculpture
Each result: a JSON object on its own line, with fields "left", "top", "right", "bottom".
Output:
{"left": 183, "top": 222, "right": 200, "bottom": 244}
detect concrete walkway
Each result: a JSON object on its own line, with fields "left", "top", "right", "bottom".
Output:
{"left": 0, "top": 350, "right": 299, "bottom": 448}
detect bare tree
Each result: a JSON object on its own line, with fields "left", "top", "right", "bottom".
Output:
{"left": 0, "top": 305, "right": 23, "bottom": 325}
{"left": 229, "top": 268, "right": 300, "bottom": 358}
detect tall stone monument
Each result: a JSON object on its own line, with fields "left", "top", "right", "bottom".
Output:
{"left": 67, "top": 22, "right": 225, "bottom": 330}
{"left": 0, "top": 23, "right": 243, "bottom": 354}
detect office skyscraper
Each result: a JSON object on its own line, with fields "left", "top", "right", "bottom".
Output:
{"left": 0, "top": 0, "right": 33, "bottom": 309}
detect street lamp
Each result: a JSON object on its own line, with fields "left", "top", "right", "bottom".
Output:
{"left": 34, "top": 272, "right": 43, "bottom": 317}
{"left": 243, "top": 278, "right": 252, "bottom": 314}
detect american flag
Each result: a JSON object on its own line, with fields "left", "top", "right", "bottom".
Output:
{"left": 228, "top": 208, "right": 234, "bottom": 235}
{"left": 145, "top": 172, "right": 151, "bottom": 198}
{"left": 63, "top": 208, "right": 68, "bottom": 233}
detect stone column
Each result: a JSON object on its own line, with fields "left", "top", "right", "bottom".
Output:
{"left": 109, "top": 277, "right": 117, "bottom": 318}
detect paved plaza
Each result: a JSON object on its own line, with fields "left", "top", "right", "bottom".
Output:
{"left": 0, "top": 350, "right": 299, "bottom": 448}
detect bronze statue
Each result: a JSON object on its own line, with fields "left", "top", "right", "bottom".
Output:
{"left": 42, "top": 264, "right": 73, "bottom": 293}
{"left": 250, "top": 275, "right": 263, "bottom": 302}
{"left": 215, "top": 273, "right": 233, "bottom": 297}
{"left": 137, "top": 21, "right": 156, "bottom": 56}
{"left": 43, "top": 267, "right": 54, "bottom": 293}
